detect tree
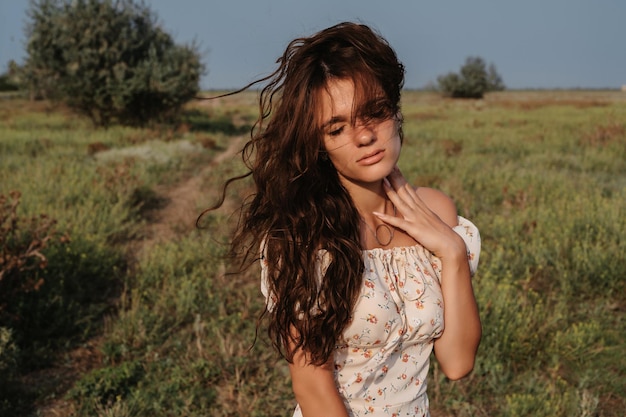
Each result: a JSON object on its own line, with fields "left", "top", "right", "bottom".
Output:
{"left": 487, "top": 63, "right": 505, "bottom": 92}
{"left": 24, "top": 0, "right": 204, "bottom": 127}
{"left": 437, "top": 56, "right": 505, "bottom": 99}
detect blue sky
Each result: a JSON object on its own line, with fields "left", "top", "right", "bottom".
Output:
{"left": 1, "top": 0, "right": 624, "bottom": 90}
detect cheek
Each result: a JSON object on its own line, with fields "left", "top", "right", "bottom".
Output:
{"left": 381, "top": 120, "right": 401, "bottom": 142}
{"left": 388, "top": 131, "right": 402, "bottom": 155}
{"left": 327, "top": 150, "right": 351, "bottom": 171}
{"left": 324, "top": 136, "right": 353, "bottom": 161}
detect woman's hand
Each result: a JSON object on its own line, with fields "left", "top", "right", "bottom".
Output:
{"left": 373, "top": 166, "right": 465, "bottom": 261}
{"left": 375, "top": 166, "right": 481, "bottom": 380}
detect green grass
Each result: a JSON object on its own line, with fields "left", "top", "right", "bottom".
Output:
{"left": 1, "top": 90, "right": 625, "bottom": 416}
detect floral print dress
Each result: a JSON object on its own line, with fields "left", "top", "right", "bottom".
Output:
{"left": 261, "top": 216, "right": 480, "bottom": 417}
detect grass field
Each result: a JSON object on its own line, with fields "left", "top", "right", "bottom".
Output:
{"left": 0, "top": 90, "right": 625, "bottom": 417}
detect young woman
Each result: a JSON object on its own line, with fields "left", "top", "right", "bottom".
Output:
{"left": 207, "top": 22, "right": 481, "bottom": 417}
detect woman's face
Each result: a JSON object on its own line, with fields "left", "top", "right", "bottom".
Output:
{"left": 319, "top": 78, "right": 401, "bottom": 188}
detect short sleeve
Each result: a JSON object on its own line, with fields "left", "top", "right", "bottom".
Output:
{"left": 260, "top": 241, "right": 277, "bottom": 312}
{"left": 452, "top": 216, "right": 481, "bottom": 276}
{"left": 259, "top": 241, "right": 330, "bottom": 314}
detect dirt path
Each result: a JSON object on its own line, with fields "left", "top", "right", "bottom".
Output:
{"left": 138, "top": 135, "right": 244, "bottom": 252}
{"left": 33, "top": 135, "right": 245, "bottom": 417}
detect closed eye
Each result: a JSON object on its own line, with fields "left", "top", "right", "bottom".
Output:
{"left": 328, "top": 126, "right": 344, "bottom": 137}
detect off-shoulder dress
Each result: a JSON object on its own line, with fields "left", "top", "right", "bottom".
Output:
{"left": 261, "top": 216, "right": 481, "bottom": 417}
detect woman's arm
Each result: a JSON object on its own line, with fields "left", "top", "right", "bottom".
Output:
{"left": 261, "top": 253, "right": 349, "bottom": 415}
{"left": 288, "top": 337, "right": 349, "bottom": 417}
{"left": 432, "top": 248, "right": 481, "bottom": 379}
{"left": 415, "top": 186, "right": 481, "bottom": 379}
{"left": 375, "top": 167, "right": 481, "bottom": 380}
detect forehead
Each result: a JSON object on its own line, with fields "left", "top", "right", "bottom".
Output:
{"left": 318, "top": 78, "right": 356, "bottom": 122}
{"left": 316, "top": 77, "right": 387, "bottom": 127}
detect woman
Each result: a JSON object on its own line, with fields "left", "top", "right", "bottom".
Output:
{"left": 207, "top": 22, "right": 481, "bottom": 417}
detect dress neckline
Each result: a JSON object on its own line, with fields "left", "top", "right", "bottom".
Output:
{"left": 362, "top": 243, "right": 424, "bottom": 254}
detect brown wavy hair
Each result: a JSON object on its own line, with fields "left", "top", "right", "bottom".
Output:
{"left": 201, "top": 22, "right": 405, "bottom": 365}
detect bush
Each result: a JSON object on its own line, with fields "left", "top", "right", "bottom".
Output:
{"left": 12, "top": 237, "right": 125, "bottom": 370}
{"left": 69, "top": 360, "right": 145, "bottom": 410}
{"left": 0, "top": 191, "right": 60, "bottom": 414}
{"left": 0, "top": 328, "right": 18, "bottom": 376}
{"left": 0, "top": 191, "right": 57, "bottom": 322}
{"left": 0, "top": 61, "right": 23, "bottom": 92}
{"left": 0, "top": 75, "right": 19, "bottom": 92}
{"left": 437, "top": 56, "right": 505, "bottom": 99}
{"left": 0, "top": 190, "right": 125, "bottom": 370}
{"left": 24, "top": 0, "right": 204, "bottom": 127}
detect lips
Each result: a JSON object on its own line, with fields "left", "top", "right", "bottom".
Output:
{"left": 357, "top": 149, "right": 385, "bottom": 165}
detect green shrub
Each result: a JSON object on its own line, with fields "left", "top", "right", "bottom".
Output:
{"left": 0, "top": 326, "right": 34, "bottom": 416}
{"left": 437, "top": 56, "right": 505, "bottom": 99}
{"left": 0, "top": 328, "right": 20, "bottom": 406}
{"left": 0, "top": 61, "right": 24, "bottom": 93}
{"left": 69, "top": 360, "right": 145, "bottom": 410}
{"left": 1, "top": 191, "right": 124, "bottom": 370}
{"left": 0, "top": 327, "right": 31, "bottom": 417}
{"left": 180, "top": 108, "right": 251, "bottom": 135}
{"left": 0, "top": 327, "right": 18, "bottom": 376}
{"left": 0, "top": 74, "right": 19, "bottom": 92}
{"left": 24, "top": 0, "right": 204, "bottom": 127}
{"left": 0, "top": 191, "right": 57, "bottom": 317}
{"left": 11, "top": 237, "right": 125, "bottom": 370}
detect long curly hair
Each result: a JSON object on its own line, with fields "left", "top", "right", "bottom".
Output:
{"left": 202, "top": 22, "right": 405, "bottom": 365}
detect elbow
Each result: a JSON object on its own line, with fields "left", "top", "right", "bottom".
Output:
{"left": 438, "top": 346, "right": 479, "bottom": 381}
{"left": 437, "top": 331, "right": 481, "bottom": 380}
{"left": 437, "top": 320, "right": 481, "bottom": 381}
{"left": 439, "top": 342, "right": 476, "bottom": 381}
{"left": 442, "top": 362, "right": 475, "bottom": 381}
{"left": 440, "top": 343, "right": 480, "bottom": 380}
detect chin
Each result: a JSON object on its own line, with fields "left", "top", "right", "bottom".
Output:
{"left": 375, "top": 162, "right": 396, "bottom": 179}
{"left": 357, "top": 169, "right": 394, "bottom": 184}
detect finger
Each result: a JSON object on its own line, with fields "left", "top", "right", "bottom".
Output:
{"left": 384, "top": 175, "right": 419, "bottom": 211}
{"left": 382, "top": 178, "right": 412, "bottom": 213}
{"left": 372, "top": 210, "right": 409, "bottom": 231}
{"left": 400, "top": 182, "right": 420, "bottom": 207}
{"left": 388, "top": 167, "right": 423, "bottom": 208}
{"left": 382, "top": 189, "right": 421, "bottom": 229}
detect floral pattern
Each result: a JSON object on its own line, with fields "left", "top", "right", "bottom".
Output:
{"left": 261, "top": 216, "right": 480, "bottom": 417}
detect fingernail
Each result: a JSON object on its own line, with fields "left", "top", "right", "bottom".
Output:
{"left": 373, "top": 211, "right": 384, "bottom": 217}
{"left": 383, "top": 178, "right": 391, "bottom": 188}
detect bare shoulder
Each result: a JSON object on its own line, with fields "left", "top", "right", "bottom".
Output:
{"left": 415, "top": 187, "right": 458, "bottom": 227}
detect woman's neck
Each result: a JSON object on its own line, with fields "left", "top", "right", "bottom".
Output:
{"left": 344, "top": 180, "right": 387, "bottom": 218}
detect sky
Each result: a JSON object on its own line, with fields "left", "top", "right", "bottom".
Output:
{"left": 1, "top": 0, "right": 625, "bottom": 90}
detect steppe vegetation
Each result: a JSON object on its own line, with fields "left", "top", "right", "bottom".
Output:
{"left": 1, "top": 89, "right": 625, "bottom": 416}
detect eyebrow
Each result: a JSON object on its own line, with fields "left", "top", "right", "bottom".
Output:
{"left": 321, "top": 97, "right": 391, "bottom": 129}
{"left": 321, "top": 116, "right": 349, "bottom": 129}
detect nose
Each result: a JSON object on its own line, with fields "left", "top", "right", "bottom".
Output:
{"left": 355, "top": 123, "right": 376, "bottom": 146}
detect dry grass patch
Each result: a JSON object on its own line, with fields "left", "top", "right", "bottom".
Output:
{"left": 580, "top": 120, "right": 626, "bottom": 147}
